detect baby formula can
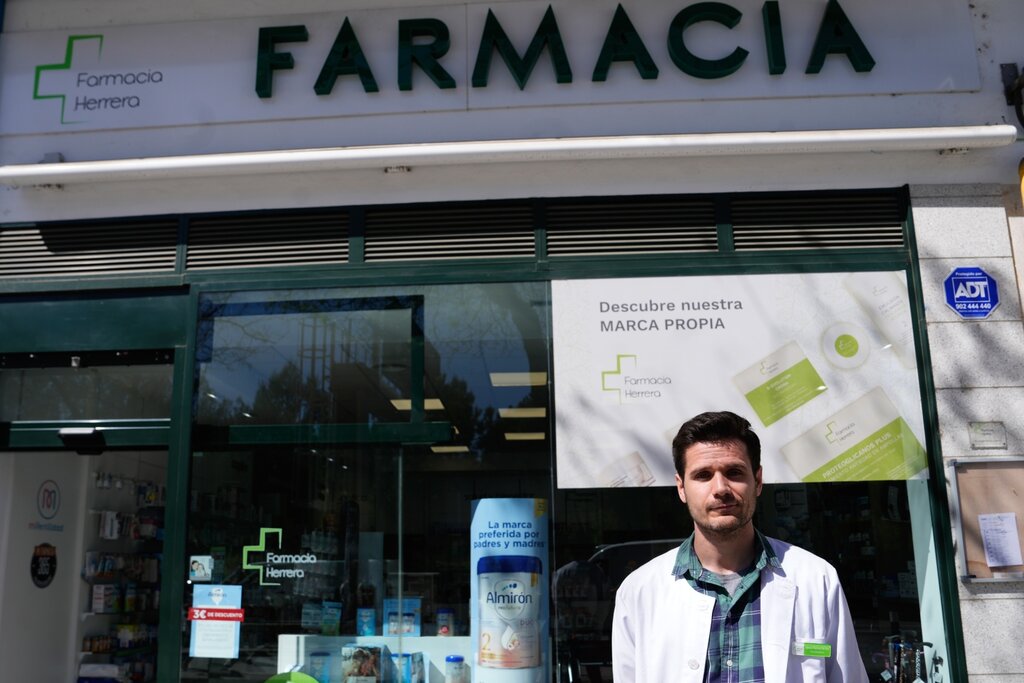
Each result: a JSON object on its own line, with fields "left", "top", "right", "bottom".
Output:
{"left": 445, "top": 654, "right": 469, "bottom": 683}
{"left": 477, "top": 555, "right": 542, "bottom": 669}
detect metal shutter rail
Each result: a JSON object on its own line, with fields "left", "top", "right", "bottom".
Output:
{"left": 365, "top": 205, "right": 534, "bottom": 262}
{"left": 546, "top": 200, "right": 718, "bottom": 256}
{"left": 187, "top": 213, "right": 347, "bottom": 270}
{"left": 0, "top": 220, "right": 177, "bottom": 278}
{"left": 731, "top": 195, "right": 904, "bottom": 250}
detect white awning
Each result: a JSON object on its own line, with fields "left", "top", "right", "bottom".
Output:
{"left": 0, "top": 125, "right": 1016, "bottom": 187}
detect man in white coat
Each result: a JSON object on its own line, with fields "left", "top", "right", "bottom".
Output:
{"left": 612, "top": 411, "right": 868, "bottom": 683}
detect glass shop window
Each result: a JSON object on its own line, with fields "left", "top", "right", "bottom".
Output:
{"left": 181, "top": 272, "right": 951, "bottom": 683}
{"left": 182, "top": 282, "right": 552, "bottom": 683}
{"left": 546, "top": 271, "right": 950, "bottom": 683}
{"left": 0, "top": 349, "right": 173, "bottom": 421}
{"left": 549, "top": 481, "right": 943, "bottom": 682}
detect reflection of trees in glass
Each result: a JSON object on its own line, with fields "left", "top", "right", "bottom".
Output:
{"left": 0, "top": 367, "right": 171, "bottom": 421}
{"left": 193, "top": 283, "right": 550, "bottom": 450}
{"left": 198, "top": 363, "right": 333, "bottom": 425}
{"left": 195, "top": 375, "right": 251, "bottom": 425}
{"left": 197, "top": 308, "right": 412, "bottom": 411}
{"left": 197, "top": 356, "right": 515, "bottom": 458}
{"left": 252, "top": 362, "right": 333, "bottom": 424}
{"left": 434, "top": 374, "right": 498, "bottom": 455}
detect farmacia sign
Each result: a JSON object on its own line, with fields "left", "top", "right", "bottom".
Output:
{"left": 7, "top": 0, "right": 978, "bottom": 137}
{"left": 256, "top": 0, "right": 874, "bottom": 96}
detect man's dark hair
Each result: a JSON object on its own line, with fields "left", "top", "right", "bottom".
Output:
{"left": 672, "top": 411, "right": 761, "bottom": 477}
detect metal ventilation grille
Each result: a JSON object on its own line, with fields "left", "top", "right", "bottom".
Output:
{"left": 731, "top": 194, "right": 904, "bottom": 251}
{"left": 0, "top": 219, "right": 177, "bottom": 278}
{"left": 545, "top": 199, "right": 718, "bottom": 256}
{"left": 364, "top": 204, "right": 534, "bottom": 262}
{"left": 187, "top": 212, "right": 347, "bottom": 270}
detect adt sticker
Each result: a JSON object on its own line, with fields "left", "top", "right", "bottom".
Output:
{"left": 944, "top": 267, "right": 999, "bottom": 319}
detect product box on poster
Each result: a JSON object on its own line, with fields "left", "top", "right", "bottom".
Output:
{"left": 385, "top": 571, "right": 436, "bottom": 628}
{"left": 356, "top": 607, "right": 376, "bottom": 635}
{"left": 322, "top": 600, "right": 342, "bottom": 636}
{"left": 389, "top": 651, "right": 426, "bottom": 683}
{"left": 383, "top": 597, "right": 421, "bottom": 636}
{"left": 295, "top": 636, "right": 345, "bottom": 683}
{"left": 340, "top": 644, "right": 394, "bottom": 682}
{"left": 301, "top": 602, "right": 323, "bottom": 631}
{"left": 411, "top": 652, "right": 425, "bottom": 683}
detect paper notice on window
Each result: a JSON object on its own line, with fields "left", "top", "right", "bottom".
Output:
{"left": 189, "top": 585, "right": 243, "bottom": 659}
{"left": 979, "top": 513, "right": 1023, "bottom": 568}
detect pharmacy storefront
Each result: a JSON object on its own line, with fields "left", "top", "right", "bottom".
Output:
{"left": 1, "top": 1, "right": 1023, "bottom": 682}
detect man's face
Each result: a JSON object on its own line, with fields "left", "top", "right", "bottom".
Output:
{"left": 675, "top": 439, "right": 762, "bottom": 539}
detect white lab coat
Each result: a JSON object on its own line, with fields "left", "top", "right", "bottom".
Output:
{"left": 612, "top": 536, "right": 868, "bottom": 683}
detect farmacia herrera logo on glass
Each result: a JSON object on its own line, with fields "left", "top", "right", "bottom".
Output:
{"left": 242, "top": 528, "right": 318, "bottom": 586}
{"left": 601, "top": 354, "right": 673, "bottom": 404}
{"left": 34, "top": 34, "right": 165, "bottom": 124}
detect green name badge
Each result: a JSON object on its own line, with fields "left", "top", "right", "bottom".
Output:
{"left": 793, "top": 640, "right": 832, "bottom": 658}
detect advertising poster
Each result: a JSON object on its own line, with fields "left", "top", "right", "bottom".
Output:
{"left": 470, "top": 499, "right": 549, "bottom": 683}
{"left": 552, "top": 272, "right": 928, "bottom": 487}
{"left": 188, "top": 585, "right": 244, "bottom": 659}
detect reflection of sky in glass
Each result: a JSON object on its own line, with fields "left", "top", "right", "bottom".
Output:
{"left": 201, "top": 309, "right": 410, "bottom": 407}
{"left": 197, "top": 283, "right": 549, "bottom": 423}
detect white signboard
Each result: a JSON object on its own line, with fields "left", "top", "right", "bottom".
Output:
{"left": 0, "top": 0, "right": 980, "bottom": 137}
{"left": 552, "top": 271, "right": 928, "bottom": 487}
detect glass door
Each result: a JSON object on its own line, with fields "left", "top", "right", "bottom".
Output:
{"left": 0, "top": 349, "right": 174, "bottom": 683}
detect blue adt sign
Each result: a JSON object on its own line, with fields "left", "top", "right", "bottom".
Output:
{"left": 944, "top": 267, "right": 999, "bottom": 319}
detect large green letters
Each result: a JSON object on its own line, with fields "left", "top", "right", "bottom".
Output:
{"left": 667, "top": 2, "right": 748, "bottom": 79}
{"left": 592, "top": 5, "right": 659, "bottom": 82}
{"left": 314, "top": 18, "right": 379, "bottom": 95}
{"left": 762, "top": 1, "right": 786, "bottom": 75}
{"left": 472, "top": 6, "right": 572, "bottom": 89}
{"left": 398, "top": 18, "right": 456, "bottom": 91}
{"left": 806, "top": 0, "right": 875, "bottom": 74}
{"left": 255, "top": 2, "right": 881, "bottom": 97}
{"left": 255, "top": 25, "right": 309, "bottom": 98}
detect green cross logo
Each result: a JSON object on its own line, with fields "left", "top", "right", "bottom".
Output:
{"left": 601, "top": 354, "right": 637, "bottom": 404}
{"left": 825, "top": 421, "right": 839, "bottom": 444}
{"left": 34, "top": 34, "right": 104, "bottom": 124}
{"left": 242, "top": 527, "right": 283, "bottom": 586}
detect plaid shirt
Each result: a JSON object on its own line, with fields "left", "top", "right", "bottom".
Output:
{"left": 672, "top": 531, "right": 780, "bottom": 683}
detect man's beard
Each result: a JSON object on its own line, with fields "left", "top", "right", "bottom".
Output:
{"left": 690, "top": 499, "right": 754, "bottom": 540}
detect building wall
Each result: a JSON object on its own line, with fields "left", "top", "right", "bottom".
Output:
{"left": 913, "top": 183, "right": 1024, "bottom": 682}
{"left": 3, "top": 1, "right": 1024, "bottom": 681}
{"left": 2, "top": 0, "right": 1024, "bottom": 224}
